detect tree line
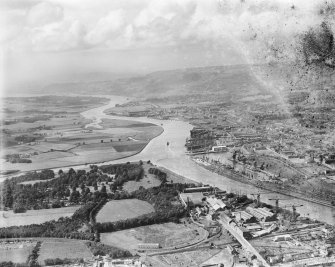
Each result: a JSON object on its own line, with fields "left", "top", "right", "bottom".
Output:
{"left": 96, "top": 183, "right": 187, "bottom": 233}
{"left": 148, "top": 167, "right": 167, "bottom": 183}
{"left": 2, "top": 163, "right": 144, "bottom": 212}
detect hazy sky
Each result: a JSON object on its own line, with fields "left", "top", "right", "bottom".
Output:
{"left": 0, "top": 0, "right": 332, "bottom": 87}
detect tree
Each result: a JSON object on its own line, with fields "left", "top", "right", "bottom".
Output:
{"left": 3, "top": 180, "right": 13, "bottom": 208}
{"left": 80, "top": 183, "right": 86, "bottom": 191}
{"left": 101, "top": 185, "right": 107, "bottom": 194}
{"left": 65, "top": 188, "right": 71, "bottom": 197}
{"left": 70, "top": 190, "right": 80, "bottom": 203}
{"left": 68, "top": 168, "right": 76, "bottom": 177}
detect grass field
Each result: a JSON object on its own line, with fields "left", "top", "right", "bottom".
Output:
{"left": 123, "top": 175, "right": 161, "bottom": 193}
{"left": 38, "top": 239, "right": 92, "bottom": 265}
{"left": 0, "top": 241, "right": 36, "bottom": 263}
{"left": 96, "top": 199, "right": 154, "bottom": 223}
{"left": 100, "top": 222, "right": 207, "bottom": 252}
{"left": 0, "top": 206, "right": 80, "bottom": 227}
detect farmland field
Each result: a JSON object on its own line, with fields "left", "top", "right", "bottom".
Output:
{"left": 0, "top": 206, "right": 80, "bottom": 227}
{"left": 38, "top": 239, "right": 92, "bottom": 265}
{"left": 100, "top": 222, "right": 208, "bottom": 252}
{"left": 96, "top": 199, "right": 154, "bottom": 223}
{"left": 0, "top": 240, "right": 36, "bottom": 263}
{"left": 1, "top": 95, "right": 163, "bottom": 173}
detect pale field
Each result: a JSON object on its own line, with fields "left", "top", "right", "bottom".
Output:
{"left": 38, "top": 239, "right": 92, "bottom": 265}
{"left": 96, "top": 199, "right": 155, "bottom": 223}
{"left": 0, "top": 151, "right": 136, "bottom": 173}
{"left": 2, "top": 120, "right": 161, "bottom": 173}
{"left": 30, "top": 143, "right": 77, "bottom": 152}
{"left": 0, "top": 206, "right": 80, "bottom": 227}
{"left": 123, "top": 174, "right": 161, "bottom": 193}
{"left": 100, "top": 222, "right": 207, "bottom": 251}
{"left": 71, "top": 142, "right": 117, "bottom": 152}
{"left": 150, "top": 248, "right": 223, "bottom": 267}
{"left": 97, "top": 127, "right": 141, "bottom": 135}
{"left": 111, "top": 142, "right": 147, "bottom": 153}
{"left": 0, "top": 242, "right": 36, "bottom": 263}
{"left": 30, "top": 151, "right": 75, "bottom": 161}
{"left": 1, "top": 115, "right": 89, "bottom": 132}
{"left": 101, "top": 119, "right": 156, "bottom": 128}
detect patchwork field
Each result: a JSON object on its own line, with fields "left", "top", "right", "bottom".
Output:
{"left": 0, "top": 206, "right": 80, "bottom": 227}
{"left": 100, "top": 222, "right": 208, "bottom": 251}
{"left": 96, "top": 199, "right": 154, "bottom": 223}
{"left": 1, "top": 95, "right": 163, "bottom": 173}
{"left": 38, "top": 239, "right": 92, "bottom": 265}
{"left": 0, "top": 240, "right": 36, "bottom": 263}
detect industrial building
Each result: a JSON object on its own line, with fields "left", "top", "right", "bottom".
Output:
{"left": 206, "top": 196, "right": 226, "bottom": 211}
{"left": 245, "top": 207, "right": 274, "bottom": 221}
{"left": 179, "top": 192, "right": 204, "bottom": 207}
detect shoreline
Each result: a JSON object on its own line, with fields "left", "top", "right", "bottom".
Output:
{"left": 2, "top": 94, "right": 334, "bottom": 224}
{"left": 2, "top": 128, "right": 165, "bottom": 178}
{"left": 0, "top": 95, "right": 164, "bottom": 179}
{"left": 194, "top": 160, "right": 335, "bottom": 209}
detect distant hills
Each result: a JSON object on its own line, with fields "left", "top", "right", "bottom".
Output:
{"left": 17, "top": 65, "right": 277, "bottom": 101}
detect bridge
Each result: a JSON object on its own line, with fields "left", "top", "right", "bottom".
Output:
{"left": 218, "top": 213, "right": 270, "bottom": 267}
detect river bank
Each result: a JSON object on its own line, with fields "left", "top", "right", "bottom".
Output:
{"left": 193, "top": 159, "right": 335, "bottom": 209}
{"left": 1, "top": 95, "right": 334, "bottom": 224}
{"left": 0, "top": 95, "right": 163, "bottom": 180}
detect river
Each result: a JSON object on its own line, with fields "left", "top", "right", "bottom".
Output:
{"left": 81, "top": 96, "right": 335, "bottom": 225}
{"left": 3, "top": 95, "right": 335, "bottom": 224}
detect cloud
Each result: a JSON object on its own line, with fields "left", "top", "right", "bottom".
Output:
{"left": 28, "top": 19, "right": 86, "bottom": 51}
{"left": 26, "top": 2, "right": 64, "bottom": 27}
{"left": 2, "top": 0, "right": 335, "bottom": 63}
{"left": 84, "top": 9, "right": 125, "bottom": 46}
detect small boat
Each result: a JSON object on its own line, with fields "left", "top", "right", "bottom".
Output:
{"left": 167, "top": 142, "right": 170, "bottom": 146}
